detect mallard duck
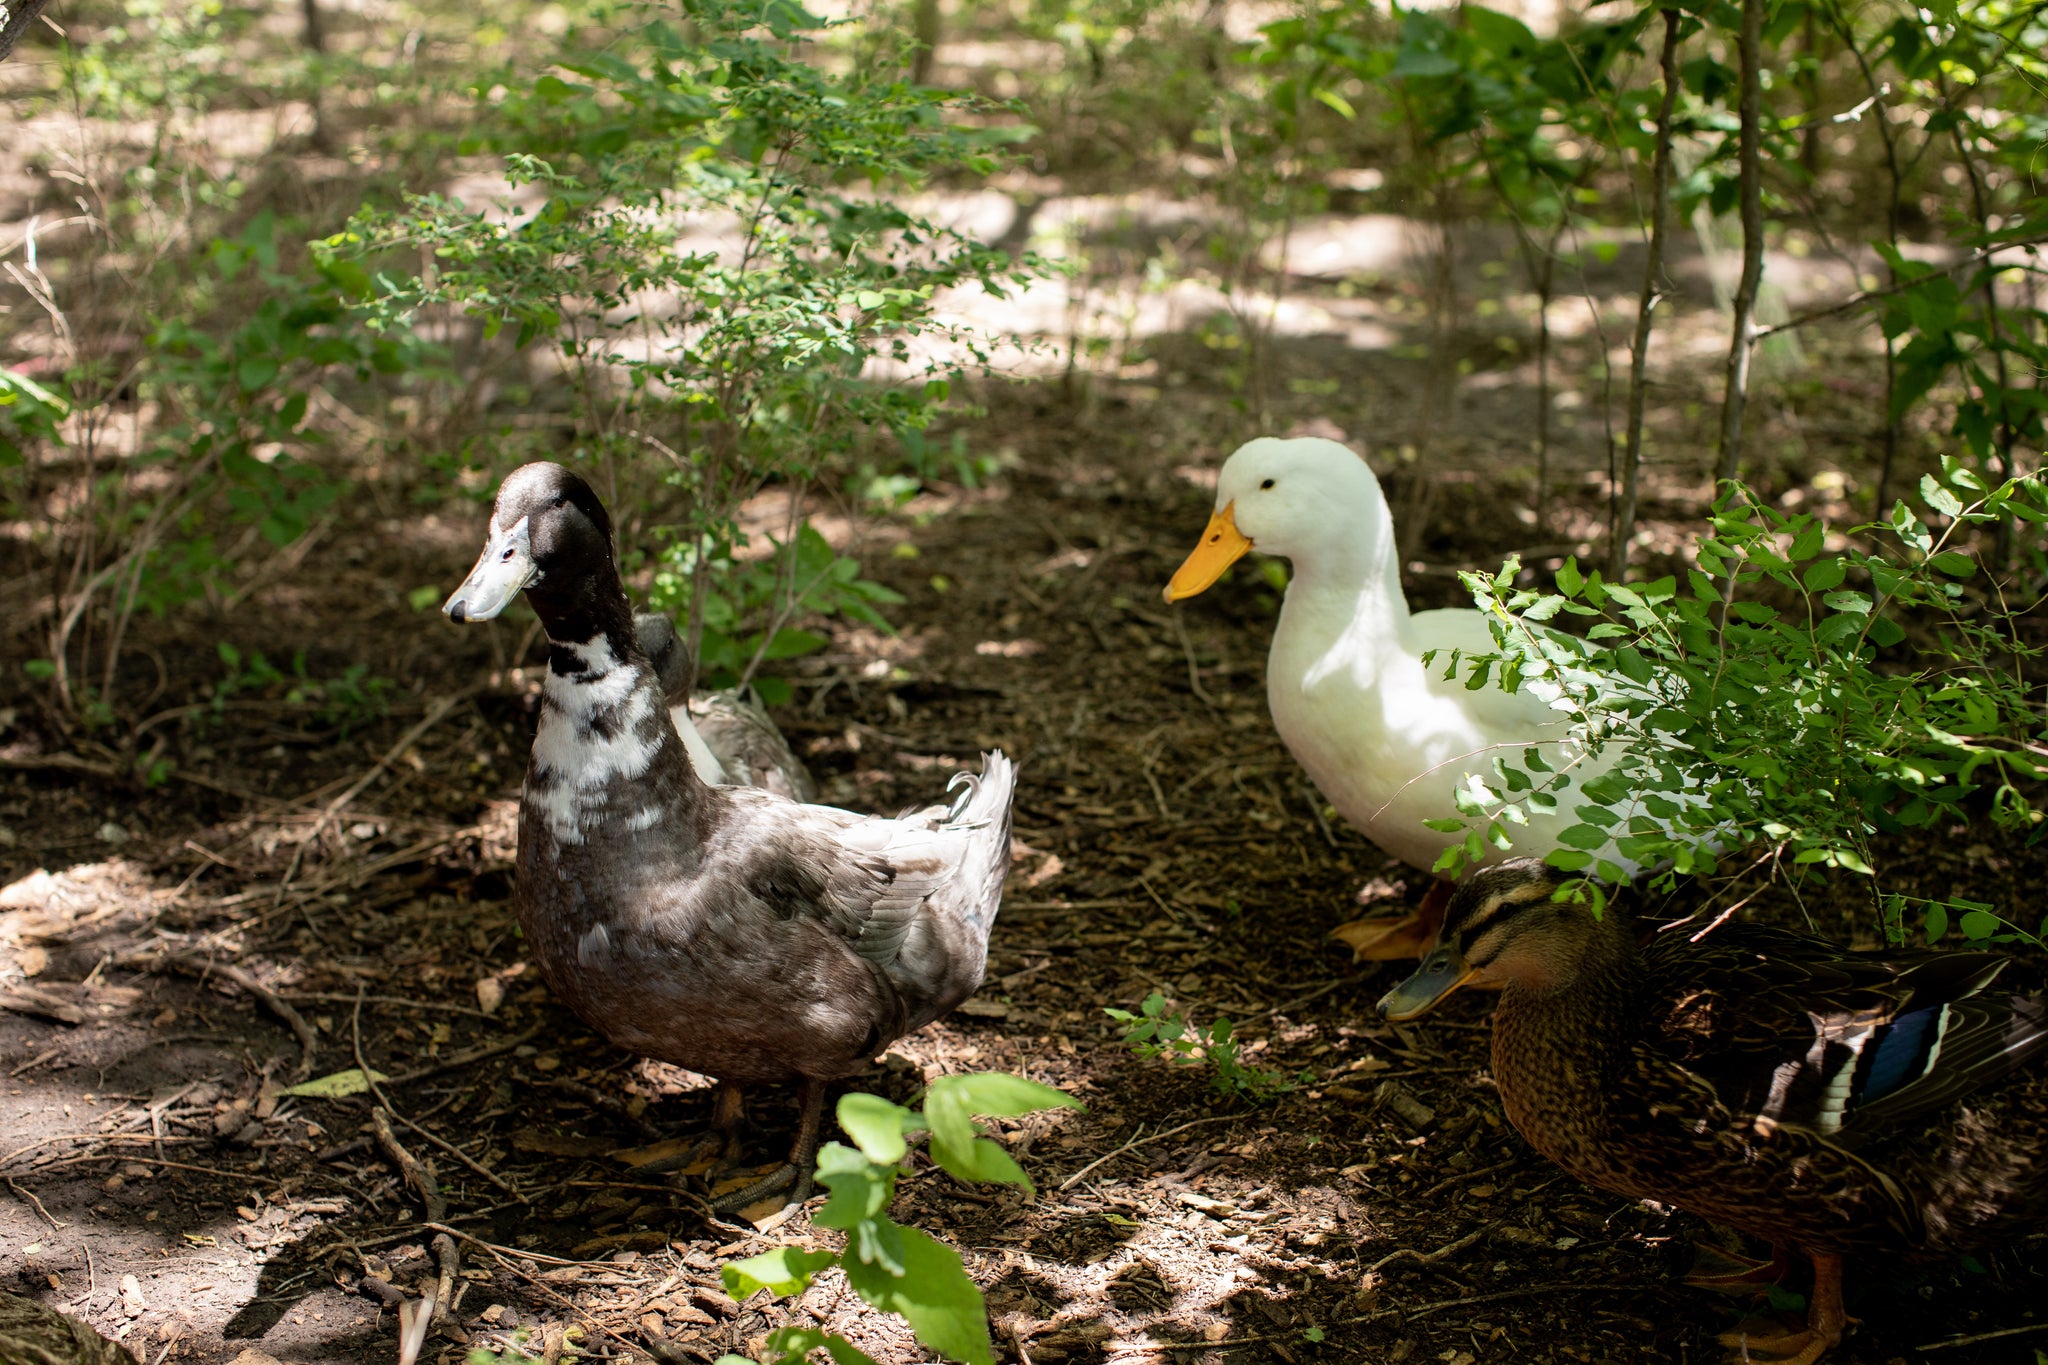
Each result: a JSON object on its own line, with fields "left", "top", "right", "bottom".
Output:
{"left": 444, "top": 462, "right": 1017, "bottom": 1207}
{"left": 633, "top": 611, "right": 820, "bottom": 803}
{"left": 1165, "top": 437, "right": 1634, "bottom": 961}
{"left": 1379, "top": 858, "right": 2048, "bottom": 1365}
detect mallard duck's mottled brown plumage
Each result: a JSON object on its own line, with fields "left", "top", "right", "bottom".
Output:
{"left": 1380, "top": 858, "right": 2048, "bottom": 1364}
{"left": 0, "top": 1292, "right": 131, "bottom": 1365}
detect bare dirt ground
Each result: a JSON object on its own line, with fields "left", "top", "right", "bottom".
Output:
{"left": 5, "top": 249, "right": 2048, "bottom": 1365}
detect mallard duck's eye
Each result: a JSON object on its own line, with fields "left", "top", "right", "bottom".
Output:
{"left": 1260, "top": 478, "right": 1276, "bottom": 490}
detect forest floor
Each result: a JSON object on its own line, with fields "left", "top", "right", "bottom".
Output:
{"left": 6, "top": 204, "right": 2048, "bottom": 1365}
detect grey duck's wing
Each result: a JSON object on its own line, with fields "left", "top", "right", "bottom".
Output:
{"left": 719, "top": 753, "right": 1016, "bottom": 1030}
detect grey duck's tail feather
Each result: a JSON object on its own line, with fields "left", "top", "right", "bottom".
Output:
{"left": 944, "top": 751, "right": 1016, "bottom": 937}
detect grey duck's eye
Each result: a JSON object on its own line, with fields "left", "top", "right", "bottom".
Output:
{"left": 1260, "top": 478, "right": 1276, "bottom": 490}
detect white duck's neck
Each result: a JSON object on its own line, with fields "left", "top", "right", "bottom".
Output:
{"left": 1274, "top": 508, "right": 1412, "bottom": 678}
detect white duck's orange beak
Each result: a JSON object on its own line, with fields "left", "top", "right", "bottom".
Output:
{"left": 1163, "top": 503, "right": 1252, "bottom": 602}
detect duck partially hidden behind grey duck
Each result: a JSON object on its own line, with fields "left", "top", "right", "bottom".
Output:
{"left": 445, "top": 462, "right": 1016, "bottom": 1208}
{"left": 632, "top": 610, "right": 820, "bottom": 804}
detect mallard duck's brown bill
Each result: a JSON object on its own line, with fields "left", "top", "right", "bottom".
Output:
{"left": 1377, "top": 942, "right": 1475, "bottom": 1021}
{"left": 1164, "top": 503, "right": 1252, "bottom": 603}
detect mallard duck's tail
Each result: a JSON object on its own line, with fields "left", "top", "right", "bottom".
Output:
{"left": 943, "top": 751, "right": 1016, "bottom": 936}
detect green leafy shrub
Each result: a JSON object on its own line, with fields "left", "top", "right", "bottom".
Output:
{"left": 333, "top": 0, "right": 1043, "bottom": 694}
{"left": 719, "top": 1074, "right": 1081, "bottom": 1365}
{"left": 1430, "top": 460, "right": 2048, "bottom": 943}
{"left": 1106, "top": 992, "right": 1302, "bottom": 1102}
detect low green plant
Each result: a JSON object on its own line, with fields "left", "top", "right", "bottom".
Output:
{"left": 1429, "top": 460, "right": 2048, "bottom": 945}
{"left": 718, "top": 1073, "right": 1081, "bottom": 1365}
{"left": 212, "top": 642, "right": 395, "bottom": 736}
{"left": 1106, "top": 992, "right": 1302, "bottom": 1102}
{"left": 649, "top": 523, "right": 906, "bottom": 706}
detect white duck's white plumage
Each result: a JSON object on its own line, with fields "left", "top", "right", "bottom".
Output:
{"left": 1167, "top": 437, "right": 1649, "bottom": 879}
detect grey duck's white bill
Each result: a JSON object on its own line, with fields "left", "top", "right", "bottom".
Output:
{"left": 445, "top": 515, "right": 537, "bottom": 622}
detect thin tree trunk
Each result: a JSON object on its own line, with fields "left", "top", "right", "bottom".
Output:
{"left": 1716, "top": 0, "right": 1765, "bottom": 484}
{"left": 1827, "top": 1, "right": 1904, "bottom": 512}
{"left": 301, "top": 0, "right": 327, "bottom": 52}
{"left": 1614, "top": 8, "right": 1683, "bottom": 582}
{"left": 1535, "top": 240, "right": 1558, "bottom": 535}
{"left": 910, "top": 0, "right": 939, "bottom": 83}
{"left": 0, "top": 0, "right": 57, "bottom": 62}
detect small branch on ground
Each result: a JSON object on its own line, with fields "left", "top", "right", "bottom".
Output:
{"left": 1364, "top": 1219, "right": 1504, "bottom": 1277}
{"left": 126, "top": 953, "right": 318, "bottom": 1079}
{"left": 371, "top": 1107, "right": 447, "bottom": 1224}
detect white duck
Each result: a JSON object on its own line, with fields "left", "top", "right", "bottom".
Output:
{"left": 1165, "top": 437, "right": 1618, "bottom": 958}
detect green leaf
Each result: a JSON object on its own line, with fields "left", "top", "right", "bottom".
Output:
{"left": 1801, "top": 557, "right": 1845, "bottom": 593}
{"left": 924, "top": 1073, "right": 1076, "bottom": 1193}
{"left": 1555, "top": 824, "right": 1610, "bottom": 850}
{"left": 1924, "top": 902, "right": 1950, "bottom": 943}
{"left": 840, "top": 1224, "right": 994, "bottom": 1365}
{"left": 1958, "top": 910, "right": 2001, "bottom": 940}
{"left": 1920, "top": 473, "right": 1964, "bottom": 519}
{"left": 1556, "top": 556, "right": 1583, "bottom": 598}
{"left": 1822, "top": 590, "right": 1871, "bottom": 615}
{"left": 723, "top": 1247, "right": 836, "bottom": 1301}
{"left": 838, "top": 1092, "right": 918, "bottom": 1165}
{"left": 407, "top": 585, "right": 443, "bottom": 612}
{"left": 813, "top": 1141, "right": 899, "bottom": 1234}
{"left": 823, "top": 1336, "right": 882, "bottom": 1365}
{"left": 1927, "top": 551, "right": 1974, "bottom": 577}
{"left": 1312, "top": 88, "right": 1357, "bottom": 119}
{"left": 282, "top": 1067, "right": 389, "bottom": 1099}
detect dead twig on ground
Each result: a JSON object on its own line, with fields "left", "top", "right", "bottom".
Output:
{"left": 384, "top": 1024, "right": 545, "bottom": 1086}
{"left": 127, "top": 953, "right": 318, "bottom": 1079}
{"left": 1364, "top": 1218, "right": 1504, "bottom": 1276}
{"left": 280, "top": 691, "right": 473, "bottom": 896}
{"left": 425, "top": 1223, "right": 651, "bottom": 1358}
{"left": 1415, "top": 1154, "right": 1525, "bottom": 1202}
{"left": 371, "top": 1107, "right": 447, "bottom": 1224}
{"left": 1057, "top": 1114, "right": 1240, "bottom": 1193}
{"left": 7, "top": 1177, "right": 67, "bottom": 1229}
{"left": 353, "top": 985, "right": 527, "bottom": 1204}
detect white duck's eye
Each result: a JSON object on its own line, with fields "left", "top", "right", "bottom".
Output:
{"left": 1260, "top": 478, "right": 1275, "bottom": 490}
{"left": 501, "top": 547, "right": 517, "bottom": 561}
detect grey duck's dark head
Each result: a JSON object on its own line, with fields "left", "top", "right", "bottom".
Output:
{"left": 1378, "top": 858, "right": 1617, "bottom": 1021}
{"left": 443, "top": 463, "right": 632, "bottom": 649}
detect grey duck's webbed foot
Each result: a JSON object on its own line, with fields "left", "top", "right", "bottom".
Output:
{"left": 708, "top": 1078, "right": 827, "bottom": 1215}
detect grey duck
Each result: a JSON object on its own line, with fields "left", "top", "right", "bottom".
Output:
{"left": 444, "top": 462, "right": 1016, "bottom": 1206}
